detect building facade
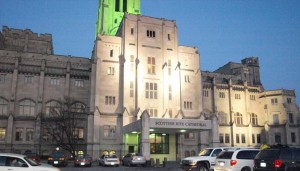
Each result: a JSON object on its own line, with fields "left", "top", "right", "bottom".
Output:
{"left": 0, "top": 0, "right": 299, "bottom": 163}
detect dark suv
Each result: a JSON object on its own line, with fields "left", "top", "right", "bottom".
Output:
{"left": 253, "top": 147, "right": 300, "bottom": 171}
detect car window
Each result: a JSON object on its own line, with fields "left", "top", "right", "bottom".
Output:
{"left": 236, "top": 150, "right": 259, "bottom": 159}
{"left": 280, "top": 149, "right": 292, "bottom": 160}
{"left": 0, "top": 156, "right": 6, "bottom": 166}
{"left": 293, "top": 149, "right": 300, "bottom": 161}
{"left": 199, "top": 149, "right": 213, "bottom": 156}
{"left": 217, "top": 151, "right": 234, "bottom": 159}
{"left": 256, "top": 149, "right": 280, "bottom": 159}
{"left": 211, "top": 149, "right": 222, "bottom": 157}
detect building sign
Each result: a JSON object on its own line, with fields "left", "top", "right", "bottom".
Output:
{"left": 150, "top": 118, "right": 211, "bottom": 130}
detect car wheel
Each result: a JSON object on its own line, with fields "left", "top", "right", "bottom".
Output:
{"left": 198, "top": 163, "right": 208, "bottom": 171}
{"left": 242, "top": 167, "right": 251, "bottom": 171}
{"left": 74, "top": 164, "right": 77, "bottom": 167}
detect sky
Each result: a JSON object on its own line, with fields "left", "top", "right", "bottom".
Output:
{"left": 1, "top": 0, "right": 300, "bottom": 104}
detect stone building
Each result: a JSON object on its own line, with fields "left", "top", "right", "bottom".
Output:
{"left": 0, "top": 0, "right": 299, "bottom": 163}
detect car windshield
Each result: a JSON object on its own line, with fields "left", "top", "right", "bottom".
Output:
{"left": 199, "top": 149, "right": 213, "bottom": 156}
{"left": 24, "top": 157, "right": 39, "bottom": 166}
{"left": 50, "top": 152, "right": 64, "bottom": 157}
{"left": 106, "top": 155, "right": 117, "bottom": 158}
{"left": 217, "top": 151, "right": 234, "bottom": 159}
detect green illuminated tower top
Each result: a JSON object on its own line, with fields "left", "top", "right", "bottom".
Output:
{"left": 96, "top": 0, "right": 141, "bottom": 36}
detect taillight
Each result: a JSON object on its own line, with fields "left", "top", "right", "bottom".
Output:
{"left": 230, "top": 160, "right": 237, "bottom": 166}
{"left": 59, "top": 157, "right": 65, "bottom": 161}
{"left": 48, "top": 157, "right": 53, "bottom": 160}
{"left": 274, "top": 160, "right": 282, "bottom": 168}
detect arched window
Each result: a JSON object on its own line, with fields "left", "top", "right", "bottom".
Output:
{"left": 0, "top": 97, "right": 8, "bottom": 115}
{"left": 19, "top": 99, "right": 35, "bottom": 116}
{"left": 251, "top": 113, "right": 258, "bottom": 125}
{"left": 71, "top": 102, "right": 85, "bottom": 113}
{"left": 218, "top": 112, "right": 227, "bottom": 124}
{"left": 191, "top": 150, "right": 196, "bottom": 156}
{"left": 45, "top": 101, "right": 61, "bottom": 116}
{"left": 234, "top": 113, "right": 243, "bottom": 125}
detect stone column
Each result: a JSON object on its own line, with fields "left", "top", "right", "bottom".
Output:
{"left": 211, "top": 115, "right": 220, "bottom": 147}
{"left": 140, "top": 111, "right": 150, "bottom": 160}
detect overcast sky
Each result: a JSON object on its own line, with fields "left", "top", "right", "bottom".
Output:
{"left": 1, "top": 0, "right": 300, "bottom": 103}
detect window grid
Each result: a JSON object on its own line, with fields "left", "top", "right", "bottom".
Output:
{"left": 103, "top": 125, "right": 116, "bottom": 138}
{"left": 50, "top": 78, "right": 60, "bottom": 85}
{"left": 105, "top": 96, "right": 116, "bottom": 105}
{"left": 148, "top": 108, "right": 158, "bottom": 117}
{"left": 15, "top": 128, "right": 24, "bottom": 141}
{"left": 75, "top": 80, "right": 84, "bottom": 87}
{"left": 26, "top": 128, "right": 34, "bottom": 141}
{"left": 234, "top": 113, "right": 243, "bottom": 125}
{"left": 0, "top": 98, "right": 8, "bottom": 115}
{"left": 184, "top": 101, "right": 192, "bottom": 110}
{"left": 271, "top": 98, "right": 278, "bottom": 105}
{"left": 145, "top": 82, "right": 157, "bottom": 99}
{"left": 219, "top": 92, "right": 225, "bottom": 98}
{"left": 0, "top": 74, "right": 6, "bottom": 84}
{"left": 251, "top": 113, "right": 258, "bottom": 125}
{"left": 19, "top": 99, "right": 35, "bottom": 116}
{"left": 107, "top": 67, "right": 115, "bottom": 75}
{"left": 147, "top": 57, "right": 156, "bottom": 74}
{"left": 0, "top": 128, "right": 6, "bottom": 141}
{"left": 147, "top": 30, "right": 156, "bottom": 38}
{"left": 25, "top": 76, "right": 33, "bottom": 84}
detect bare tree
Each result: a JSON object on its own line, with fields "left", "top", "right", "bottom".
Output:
{"left": 42, "top": 97, "right": 86, "bottom": 158}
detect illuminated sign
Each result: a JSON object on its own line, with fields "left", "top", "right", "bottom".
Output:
{"left": 150, "top": 118, "right": 211, "bottom": 130}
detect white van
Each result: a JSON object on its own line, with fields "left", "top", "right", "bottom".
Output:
{"left": 214, "top": 148, "right": 260, "bottom": 171}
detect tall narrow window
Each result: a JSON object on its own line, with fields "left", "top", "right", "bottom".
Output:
{"left": 26, "top": 128, "right": 34, "bottom": 141}
{"left": 110, "top": 50, "right": 113, "bottom": 57}
{"left": 0, "top": 74, "right": 6, "bottom": 84}
{"left": 123, "top": 0, "right": 127, "bottom": 12}
{"left": 130, "top": 81, "right": 134, "bottom": 97}
{"left": 169, "top": 85, "right": 172, "bottom": 100}
{"left": 168, "top": 60, "right": 171, "bottom": 75}
{"left": 252, "top": 134, "right": 255, "bottom": 144}
{"left": 271, "top": 98, "right": 278, "bottom": 105}
{"left": 147, "top": 57, "right": 155, "bottom": 74}
{"left": 130, "top": 55, "right": 134, "bottom": 71}
{"left": 291, "top": 132, "right": 296, "bottom": 143}
{"left": 251, "top": 113, "right": 258, "bottom": 125}
{"left": 115, "top": 0, "right": 120, "bottom": 11}
{"left": 225, "top": 134, "right": 230, "bottom": 143}
{"left": 50, "top": 78, "right": 60, "bottom": 85}
{"left": 0, "top": 97, "right": 8, "bottom": 115}
{"left": 184, "top": 101, "right": 192, "bottom": 110}
{"left": 146, "top": 30, "right": 156, "bottom": 38}
{"left": 257, "top": 134, "right": 261, "bottom": 143}
{"left": 0, "top": 128, "right": 6, "bottom": 141}
{"left": 273, "top": 114, "right": 279, "bottom": 125}
{"left": 236, "top": 134, "right": 240, "bottom": 143}
{"left": 185, "top": 75, "right": 190, "bottom": 83}
{"left": 168, "top": 109, "right": 172, "bottom": 118}
{"left": 203, "top": 90, "right": 209, "bottom": 97}
{"left": 148, "top": 108, "right": 158, "bottom": 117}
{"left": 15, "top": 128, "right": 24, "bottom": 141}
{"left": 219, "top": 92, "right": 225, "bottom": 98}
{"left": 75, "top": 80, "right": 84, "bottom": 87}
{"left": 105, "top": 96, "right": 116, "bottom": 105}
{"left": 235, "top": 94, "right": 241, "bottom": 99}
{"left": 234, "top": 113, "right": 243, "bottom": 125}
{"left": 25, "top": 76, "right": 33, "bottom": 84}
{"left": 219, "top": 134, "right": 224, "bottom": 143}
{"left": 74, "top": 127, "right": 84, "bottom": 139}
{"left": 167, "top": 34, "right": 171, "bottom": 41}
{"left": 107, "top": 67, "right": 115, "bottom": 75}
{"left": 130, "top": 28, "right": 134, "bottom": 35}
{"left": 287, "top": 98, "right": 292, "bottom": 103}
{"left": 289, "top": 113, "right": 294, "bottom": 124}
{"left": 241, "top": 134, "right": 246, "bottom": 143}
{"left": 275, "top": 133, "right": 281, "bottom": 144}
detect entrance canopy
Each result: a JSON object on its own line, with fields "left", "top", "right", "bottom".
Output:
{"left": 123, "top": 118, "right": 212, "bottom": 134}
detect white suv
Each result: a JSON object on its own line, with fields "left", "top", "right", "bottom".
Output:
{"left": 0, "top": 153, "right": 60, "bottom": 171}
{"left": 214, "top": 148, "right": 260, "bottom": 171}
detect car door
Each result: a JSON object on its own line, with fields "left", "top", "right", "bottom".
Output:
{"left": 1, "top": 156, "right": 30, "bottom": 171}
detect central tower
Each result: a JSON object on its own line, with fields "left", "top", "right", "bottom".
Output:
{"left": 96, "top": 0, "right": 141, "bottom": 36}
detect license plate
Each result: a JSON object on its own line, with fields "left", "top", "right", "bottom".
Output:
{"left": 260, "top": 162, "right": 266, "bottom": 167}
{"left": 219, "top": 161, "right": 225, "bottom": 166}
{"left": 54, "top": 161, "right": 58, "bottom": 164}
{"left": 110, "top": 162, "right": 115, "bottom": 165}
{"left": 80, "top": 162, "right": 85, "bottom": 165}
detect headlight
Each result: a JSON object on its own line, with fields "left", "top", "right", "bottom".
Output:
{"left": 189, "top": 160, "right": 197, "bottom": 166}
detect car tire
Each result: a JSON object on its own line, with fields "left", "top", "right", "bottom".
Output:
{"left": 242, "top": 167, "right": 251, "bottom": 171}
{"left": 197, "top": 163, "right": 208, "bottom": 171}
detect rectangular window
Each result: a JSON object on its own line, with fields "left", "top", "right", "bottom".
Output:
{"left": 0, "top": 74, "right": 6, "bottom": 84}
{"left": 167, "top": 34, "right": 171, "bottom": 41}
{"left": 74, "top": 128, "right": 84, "bottom": 139}
{"left": 225, "top": 134, "right": 230, "bottom": 143}
{"left": 146, "top": 30, "right": 156, "bottom": 38}
{"left": 168, "top": 60, "right": 171, "bottom": 75}
{"left": 252, "top": 134, "right": 255, "bottom": 144}
{"left": 219, "top": 92, "right": 225, "bottom": 98}
{"left": 105, "top": 96, "right": 116, "bottom": 105}
{"left": 150, "top": 133, "right": 169, "bottom": 154}
{"left": 184, "top": 101, "right": 192, "bottom": 110}
{"left": 145, "top": 82, "right": 157, "bottom": 99}
{"left": 130, "top": 55, "right": 134, "bottom": 71}
{"left": 15, "top": 128, "right": 24, "bottom": 141}
{"left": 103, "top": 125, "right": 116, "bottom": 138}
{"left": 235, "top": 94, "right": 241, "bottom": 99}
{"left": 130, "top": 81, "right": 134, "bottom": 97}
{"left": 219, "top": 134, "right": 224, "bottom": 143}
{"left": 0, "top": 128, "right": 6, "bottom": 141}
{"left": 291, "top": 132, "right": 296, "bottom": 143}
{"left": 107, "top": 67, "right": 115, "bottom": 75}
{"left": 271, "top": 98, "right": 278, "bottom": 105}
{"left": 287, "top": 98, "right": 292, "bottom": 103}
{"left": 25, "top": 76, "right": 33, "bottom": 84}
{"left": 168, "top": 109, "right": 172, "bottom": 118}
{"left": 185, "top": 75, "right": 190, "bottom": 83}
{"left": 75, "top": 80, "right": 84, "bottom": 87}
{"left": 289, "top": 113, "right": 294, "bottom": 124}
{"left": 203, "top": 90, "right": 209, "bottom": 97}
{"left": 250, "top": 95, "right": 256, "bottom": 101}
{"left": 26, "top": 128, "right": 34, "bottom": 141}
{"left": 50, "top": 78, "right": 60, "bottom": 85}
{"left": 257, "top": 134, "right": 261, "bottom": 143}
{"left": 241, "top": 134, "right": 246, "bottom": 143}
{"left": 110, "top": 50, "right": 113, "bottom": 57}
{"left": 236, "top": 134, "right": 240, "bottom": 143}
{"left": 147, "top": 57, "right": 156, "bottom": 74}
{"left": 275, "top": 133, "right": 281, "bottom": 144}
{"left": 42, "top": 128, "right": 50, "bottom": 142}
{"left": 130, "top": 28, "right": 134, "bottom": 35}
{"left": 273, "top": 114, "right": 279, "bottom": 125}
{"left": 184, "top": 133, "right": 195, "bottom": 140}
{"left": 169, "top": 85, "right": 172, "bottom": 100}
{"left": 148, "top": 108, "right": 158, "bottom": 117}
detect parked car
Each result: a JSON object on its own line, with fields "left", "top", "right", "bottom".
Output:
{"left": 23, "top": 152, "right": 41, "bottom": 164}
{"left": 215, "top": 148, "right": 260, "bottom": 171}
{"left": 253, "top": 147, "right": 300, "bottom": 171}
{"left": 0, "top": 153, "right": 60, "bottom": 171}
{"left": 99, "top": 154, "right": 120, "bottom": 167}
{"left": 47, "top": 151, "right": 68, "bottom": 167}
{"left": 74, "top": 154, "right": 92, "bottom": 167}
{"left": 122, "top": 153, "right": 146, "bottom": 167}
